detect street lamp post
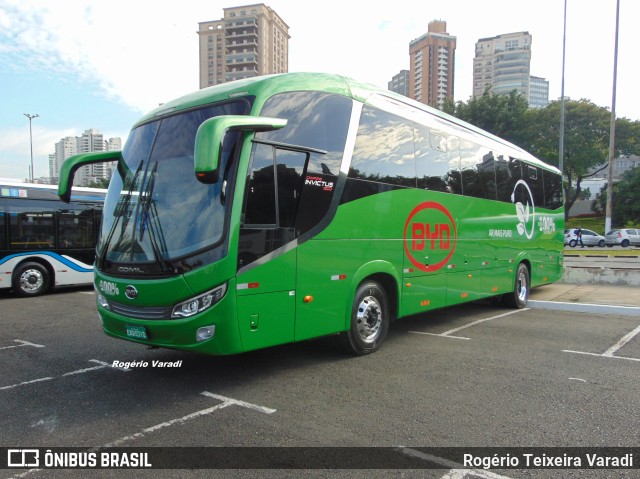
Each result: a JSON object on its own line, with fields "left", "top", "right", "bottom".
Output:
{"left": 605, "top": 0, "right": 620, "bottom": 233}
{"left": 24, "top": 113, "right": 39, "bottom": 182}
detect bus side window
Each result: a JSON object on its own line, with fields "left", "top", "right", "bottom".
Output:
{"left": 495, "top": 154, "right": 514, "bottom": 202}
{"left": 543, "top": 170, "right": 563, "bottom": 210}
{"left": 10, "top": 209, "right": 55, "bottom": 249}
{"left": 413, "top": 124, "right": 461, "bottom": 196}
{"left": 58, "top": 207, "right": 97, "bottom": 249}
{"left": 348, "top": 105, "right": 416, "bottom": 187}
{"left": 239, "top": 143, "right": 305, "bottom": 268}
{"left": 0, "top": 212, "right": 5, "bottom": 249}
{"left": 458, "top": 137, "right": 495, "bottom": 200}
{"left": 243, "top": 143, "right": 277, "bottom": 227}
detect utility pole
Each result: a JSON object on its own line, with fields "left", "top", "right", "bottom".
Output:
{"left": 605, "top": 0, "right": 620, "bottom": 233}
{"left": 559, "top": 0, "right": 567, "bottom": 177}
{"left": 24, "top": 113, "right": 39, "bottom": 182}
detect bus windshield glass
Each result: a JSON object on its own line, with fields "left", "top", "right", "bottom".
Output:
{"left": 98, "top": 101, "right": 247, "bottom": 266}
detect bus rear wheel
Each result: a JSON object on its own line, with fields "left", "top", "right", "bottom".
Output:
{"left": 13, "top": 262, "right": 51, "bottom": 297}
{"left": 342, "top": 281, "right": 389, "bottom": 355}
{"left": 503, "top": 263, "right": 529, "bottom": 309}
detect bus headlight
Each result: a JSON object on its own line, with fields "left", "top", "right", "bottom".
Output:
{"left": 171, "top": 284, "right": 227, "bottom": 319}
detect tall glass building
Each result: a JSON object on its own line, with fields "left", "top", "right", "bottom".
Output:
{"left": 473, "top": 32, "right": 532, "bottom": 99}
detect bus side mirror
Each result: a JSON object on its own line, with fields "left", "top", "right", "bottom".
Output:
{"left": 58, "top": 151, "right": 122, "bottom": 202}
{"left": 194, "top": 115, "right": 287, "bottom": 184}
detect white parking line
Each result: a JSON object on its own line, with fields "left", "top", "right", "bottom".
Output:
{"left": 104, "top": 391, "right": 276, "bottom": 447}
{"left": 0, "top": 359, "right": 130, "bottom": 391}
{"left": 409, "top": 309, "right": 529, "bottom": 340}
{"left": 6, "top": 392, "right": 277, "bottom": 479}
{"left": 397, "top": 448, "right": 514, "bottom": 479}
{"left": 0, "top": 339, "right": 45, "bottom": 351}
{"left": 564, "top": 324, "right": 640, "bottom": 362}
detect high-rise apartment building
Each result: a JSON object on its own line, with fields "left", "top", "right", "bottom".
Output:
{"left": 198, "top": 3, "right": 289, "bottom": 89}
{"left": 388, "top": 70, "right": 410, "bottom": 97}
{"left": 50, "top": 129, "right": 120, "bottom": 186}
{"left": 529, "top": 76, "right": 549, "bottom": 109}
{"left": 409, "top": 20, "right": 456, "bottom": 109}
{"left": 473, "top": 32, "right": 532, "bottom": 99}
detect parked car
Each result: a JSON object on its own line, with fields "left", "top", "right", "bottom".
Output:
{"left": 605, "top": 228, "right": 640, "bottom": 247}
{"left": 565, "top": 228, "right": 606, "bottom": 247}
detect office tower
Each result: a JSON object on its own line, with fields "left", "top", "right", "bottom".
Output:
{"left": 409, "top": 20, "right": 456, "bottom": 109}
{"left": 473, "top": 32, "right": 532, "bottom": 99}
{"left": 198, "top": 4, "right": 290, "bottom": 89}
{"left": 529, "top": 76, "right": 549, "bottom": 109}
{"left": 50, "top": 130, "right": 120, "bottom": 186}
{"left": 388, "top": 70, "right": 410, "bottom": 97}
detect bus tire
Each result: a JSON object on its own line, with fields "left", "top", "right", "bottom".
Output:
{"left": 342, "top": 281, "right": 389, "bottom": 355}
{"left": 13, "top": 262, "right": 51, "bottom": 297}
{"left": 503, "top": 263, "right": 529, "bottom": 309}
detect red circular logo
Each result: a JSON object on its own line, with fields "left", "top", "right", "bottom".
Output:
{"left": 403, "top": 202, "right": 457, "bottom": 272}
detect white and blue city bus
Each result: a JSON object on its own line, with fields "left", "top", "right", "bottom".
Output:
{"left": 0, "top": 181, "right": 106, "bottom": 296}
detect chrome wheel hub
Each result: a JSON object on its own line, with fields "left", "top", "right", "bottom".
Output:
{"left": 356, "top": 296, "right": 382, "bottom": 343}
{"left": 19, "top": 269, "right": 44, "bottom": 293}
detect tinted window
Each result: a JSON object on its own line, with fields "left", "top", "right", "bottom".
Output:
{"left": 415, "top": 125, "right": 460, "bottom": 194}
{"left": 8, "top": 201, "right": 56, "bottom": 250}
{"left": 256, "top": 91, "right": 352, "bottom": 177}
{"left": 349, "top": 105, "right": 416, "bottom": 187}
{"left": 459, "top": 137, "right": 494, "bottom": 199}
{"left": 542, "top": 169, "right": 563, "bottom": 210}
{"left": 0, "top": 212, "right": 5, "bottom": 249}
{"left": 58, "top": 206, "right": 98, "bottom": 249}
{"left": 526, "top": 165, "right": 545, "bottom": 208}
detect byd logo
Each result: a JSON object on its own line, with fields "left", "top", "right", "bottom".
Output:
{"left": 403, "top": 201, "right": 457, "bottom": 272}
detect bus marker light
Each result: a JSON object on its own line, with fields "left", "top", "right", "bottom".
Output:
{"left": 491, "top": 287, "right": 498, "bottom": 292}
{"left": 461, "top": 292, "right": 469, "bottom": 298}
{"left": 405, "top": 283, "right": 412, "bottom": 288}
{"left": 467, "top": 274, "right": 473, "bottom": 279}
{"left": 447, "top": 264, "right": 456, "bottom": 269}
{"left": 331, "top": 274, "right": 347, "bottom": 281}
{"left": 237, "top": 282, "right": 260, "bottom": 290}
{"left": 303, "top": 296, "right": 313, "bottom": 303}
{"left": 97, "top": 293, "right": 110, "bottom": 310}
{"left": 196, "top": 326, "right": 215, "bottom": 342}
{"left": 421, "top": 300, "right": 430, "bottom": 307}
{"left": 403, "top": 268, "right": 414, "bottom": 274}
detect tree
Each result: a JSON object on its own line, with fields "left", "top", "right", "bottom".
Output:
{"left": 445, "top": 90, "right": 529, "bottom": 144}
{"left": 517, "top": 100, "right": 640, "bottom": 220}
{"left": 593, "top": 167, "right": 640, "bottom": 228}
{"left": 88, "top": 178, "right": 110, "bottom": 189}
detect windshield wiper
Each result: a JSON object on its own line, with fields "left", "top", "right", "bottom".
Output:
{"left": 137, "top": 162, "right": 172, "bottom": 273}
{"left": 97, "top": 161, "right": 144, "bottom": 270}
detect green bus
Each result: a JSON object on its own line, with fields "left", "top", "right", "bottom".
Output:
{"left": 58, "top": 73, "right": 564, "bottom": 356}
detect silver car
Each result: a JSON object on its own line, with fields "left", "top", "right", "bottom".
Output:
{"left": 565, "top": 228, "right": 606, "bottom": 247}
{"left": 605, "top": 228, "right": 640, "bottom": 247}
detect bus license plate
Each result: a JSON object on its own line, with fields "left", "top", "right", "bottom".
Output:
{"left": 125, "top": 325, "right": 148, "bottom": 340}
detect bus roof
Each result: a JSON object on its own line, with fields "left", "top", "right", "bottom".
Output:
{"left": 0, "top": 181, "right": 107, "bottom": 201}
{"left": 139, "top": 72, "right": 560, "bottom": 175}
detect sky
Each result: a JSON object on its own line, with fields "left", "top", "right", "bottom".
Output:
{"left": 1, "top": 0, "right": 638, "bottom": 181}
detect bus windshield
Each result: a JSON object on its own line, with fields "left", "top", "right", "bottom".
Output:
{"left": 97, "top": 101, "right": 247, "bottom": 268}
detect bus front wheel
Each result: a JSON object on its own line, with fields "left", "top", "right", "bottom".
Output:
{"left": 342, "top": 281, "right": 389, "bottom": 355}
{"left": 503, "top": 263, "right": 529, "bottom": 309}
{"left": 13, "top": 262, "right": 51, "bottom": 297}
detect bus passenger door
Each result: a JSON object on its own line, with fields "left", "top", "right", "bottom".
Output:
{"left": 235, "top": 143, "right": 305, "bottom": 352}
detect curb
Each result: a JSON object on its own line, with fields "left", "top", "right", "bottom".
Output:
{"left": 528, "top": 300, "right": 640, "bottom": 317}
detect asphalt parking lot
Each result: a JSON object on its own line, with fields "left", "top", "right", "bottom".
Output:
{"left": 2, "top": 288, "right": 640, "bottom": 479}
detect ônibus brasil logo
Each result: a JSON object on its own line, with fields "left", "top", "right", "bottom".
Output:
{"left": 511, "top": 179, "right": 535, "bottom": 239}
{"left": 403, "top": 202, "right": 457, "bottom": 273}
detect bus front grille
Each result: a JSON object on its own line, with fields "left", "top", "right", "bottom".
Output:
{"left": 106, "top": 300, "right": 174, "bottom": 320}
